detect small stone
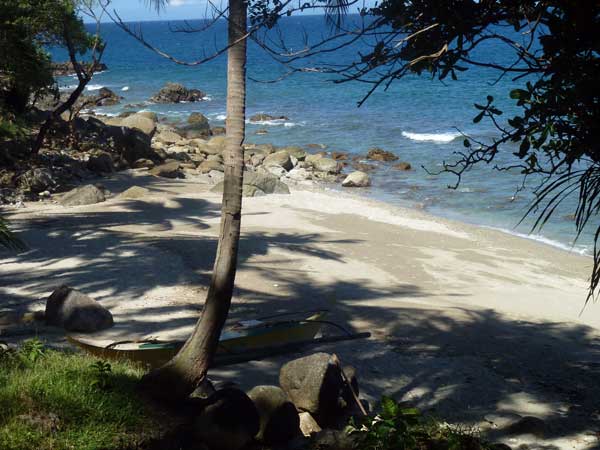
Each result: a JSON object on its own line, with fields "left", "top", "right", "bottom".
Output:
{"left": 149, "top": 161, "right": 183, "bottom": 178}
{"left": 506, "top": 416, "right": 546, "bottom": 437}
{"left": 248, "top": 385, "right": 300, "bottom": 444}
{"left": 132, "top": 158, "right": 155, "bottom": 169}
{"left": 312, "top": 157, "right": 341, "bottom": 174}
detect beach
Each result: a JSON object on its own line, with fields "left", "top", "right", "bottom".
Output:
{"left": 2, "top": 170, "right": 599, "bottom": 449}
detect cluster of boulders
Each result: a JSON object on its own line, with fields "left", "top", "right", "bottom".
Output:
{"left": 193, "top": 352, "right": 364, "bottom": 450}
{"left": 0, "top": 106, "right": 412, "bottom": 205}
{"left": 150, "top": 82, "right": 206, "bottom": 104}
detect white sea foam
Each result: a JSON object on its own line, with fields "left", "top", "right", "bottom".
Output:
{"left": 402, "top": 131, "right": 461, "bottom": 143}
{"left": 484, "top": 225, "right": 591, "bottom": 256}
{"left": 249, "top": 119, "right": 303, "bottom": 127}
{"left": 86, "top": 84, "right": 104, "bottom": 91}
{"left": 59, "top": 84, "right": 78, "bottom": 91}
{"left": 121, "top": 86, "right": 130, "bottom": 91}
{"left": 215, "top": 114, "right": 227, "bottom": 121}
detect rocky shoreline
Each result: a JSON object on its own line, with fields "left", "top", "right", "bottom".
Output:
{"left": 0, "top": 93, "right": 413, "bottom": 208}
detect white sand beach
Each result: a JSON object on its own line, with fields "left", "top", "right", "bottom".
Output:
{"left": 2, "top": 170, "right": 599, "bottom": 449}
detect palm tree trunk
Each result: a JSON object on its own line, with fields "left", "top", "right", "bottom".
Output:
{"left": 141, "top": 0, "right": 247, "bottom": 400}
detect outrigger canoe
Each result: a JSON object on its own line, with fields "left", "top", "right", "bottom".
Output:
{"left": 68, "top": 311, "right": 343, "bottom": 368}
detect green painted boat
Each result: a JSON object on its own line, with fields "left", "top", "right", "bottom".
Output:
{"left": 67, "top": 311, "right": 327, "bottom": 368}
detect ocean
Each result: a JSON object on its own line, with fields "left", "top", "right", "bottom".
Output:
{"left": 53, "top": 14, "right": 593, "bottom": 256}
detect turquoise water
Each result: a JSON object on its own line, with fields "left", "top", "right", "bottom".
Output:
{"left": 53, "top": 15, "right": 592, "bottom": 255}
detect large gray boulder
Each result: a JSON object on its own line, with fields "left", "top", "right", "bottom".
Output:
{"left": 151, "top": 82, "right": 206, "bottom": 103}
{"left": 312, "top": 157, "right": 341, "bottom": 174}
{"left": 120, "top": 113, "right": 157, "bottom": 137}
{"left": 279, "top": 353, "right": 347, "bottom": 423}
{"left": 211, "top": 171, "right": 290, "bottom": 197}
{"left": 342, "top": 171, "right": 371, "bottom": 187}
{"left": 45, "top": 285, "right": 113, "bottom": 332}
{"left": 60, "top": 185, "right": 106, "bottom": 206}
{"left": 247, "top": 385, "right": 299, "bottom": 444}
{"left": 263, "top": 150, "right": 293, "bottom": 171}
{"left": 194, "top": 388, "right": 259, "bottom": 450}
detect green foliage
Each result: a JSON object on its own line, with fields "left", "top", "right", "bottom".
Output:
{"left": 0, "top": 0, "right": 95, "bottom": 113}
{"left": 346, "top": 396, "right": 491, "bottom": 450}
{"left": 89, "top": 360, "right": 112, "bottom": 390}
{"left": 0, "top": 344, "right": 154, "bottom": 450}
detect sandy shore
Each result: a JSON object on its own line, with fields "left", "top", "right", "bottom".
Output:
{"left": 2, "top": 170, "right": 599, "bottom": 449}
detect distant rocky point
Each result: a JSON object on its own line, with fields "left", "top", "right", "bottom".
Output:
{"left": 51, "top": 62, "right": 108, "bottom": 77}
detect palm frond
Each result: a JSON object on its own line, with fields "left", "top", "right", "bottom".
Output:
{"left": 0, "top": 216, "right": 26, "bottom": 252}
{"left": 324, "top": 0, "right": 350, "bottom": 30}
{"left": 143, "top": 0, "right": 169, "bottom": 13}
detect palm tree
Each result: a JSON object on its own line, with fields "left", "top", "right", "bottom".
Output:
{"left": 140, "top": 0, "right": 248, "bottom": 398}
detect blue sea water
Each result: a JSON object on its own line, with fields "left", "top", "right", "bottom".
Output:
{"left": 53, "top": 15, "right": 593, "bottom": 255}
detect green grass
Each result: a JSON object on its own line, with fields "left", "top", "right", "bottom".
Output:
{"left": 0, "top": 340, "right": 161, "bottom": 450}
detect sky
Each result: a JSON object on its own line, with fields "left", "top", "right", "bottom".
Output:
{"left": 93, "top": 0, "right": 356, "bottom": 22}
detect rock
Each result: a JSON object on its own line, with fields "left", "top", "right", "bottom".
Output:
{"left": 199, "top": 160, "right": 225, "bottom": 174}
{"left": 306, "top": 143, "right": 327, "bottom": 150}
{"left": 506, "top": 416, "right": 546, "bottom": 437}
{"left": 208, "top": 170, "right": 224, "bottom": 183}
{"left": 305, "top": 153, "right": 324, "bottom": 165}
{"left": 247, "top": 385, "right": 300, "bottom": 444}
{"left": 286, "top": 167, "right": 312, "bottom": 182}
{"left": 249, "top": 153, "right": 266, "bottom": 167}
{"left": 393, "top": 161, "right": 412, "bottom": 171}
{"left": 265, "top": 166, "right": 287, "bottom": 178}
{"left": 211, "top": 171, "right": 289, "bottom": 197}
{"left": 342, "top": 171, "right": 371, "bottom": 188}
{"left": 194, "top": 388, "right": 259, "bottom": 450}
{"left": 366, "top": 147, "right": 398, "bottom": 162}
{"left": 60, "top": 185, "right": 106, "bottom": 206}
{"left": 352, "top": 162, "right": 377, "bottom": 172}
{"left": 87, "top": 152, "right": 114, "bottom": 174}
{"left": 255, "top": 129, "right": 268, "bottom": 135}
{"left": 279, "top": 353, "right": 346, "bottom": 422}
{"left": 45, "top": 285, "right": 113, "bottom": 332}
{"left": 331, "top": 151, "right": 348, "bottom": 161}
{"left": 119, "top": 186, "right": 150, "bottom": 199}
{"left": 312, "top": 157, "right": 341, "bottom": 174}
{"left": 281, "top": 146, "right": 307, "bottom": 161}
{"left": 299, "top": 412, "right": 321, "bottom": 437}
{"left": 94, "top": 87, "right": 122, "bottom": 106}
{"left": 121, "top": 113, "right": 157, "bottom": 137}
{"left": 51, "top": 61, "right": 107, "bottom": 76}
{"left": 132, "top": 158, "right": 155, "bottom": 169}
{"left": 212, "top": 126, "right": 226, "bottom": 135}
{"left": 18, "top": 168, "right": 55, "bottom": 194}
{"left": 110, "top": 126, "right": 163, "bottom": 165}
{"left": 249, "top": 113, "right": 289, "bottom": 122}
{"left": 178, "top": 112, "right": 211, "bottom": 138}
{"left": 149, "top": 161, "right": 183, "bottom": 179}
{"left": 155, "top": 130, "right": 184, "bottom": 145}
{"left": 151, "top": 82, "right": 206, "bottom": 103}
{"left": 137, "top": 111, "right": 158, "bottom": 122}
{"left": 263, "top": 150, "right": 293, "bottom": 171}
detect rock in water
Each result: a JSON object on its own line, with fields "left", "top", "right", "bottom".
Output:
{"left": 393, "top": 161, "right": 412, "bottom": 171}
{"left": 194, "top": 388, "right": 259, "bottom": 450}
{"left": 279, "top": 353, "right": 346, "bottom": 423}
{"left": 366, "top": 147, "right": 399, "bottom": 162}
{"left": 247, "top": 385, "right": 300, "bottom": 444}
{"left": 60, "top": 185, "right": 106, "bottom": 206}
{"left": 45, "top": 285, "right": 113, "bottom": 332}
{"left": 151, "top": 82, "right": 206, "bottom": 103}
{"left": 342, "top": 171, "right": 371, "bottom": 187}
{"left": 249, "top": 113, "right": 289, "bottom": 122}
